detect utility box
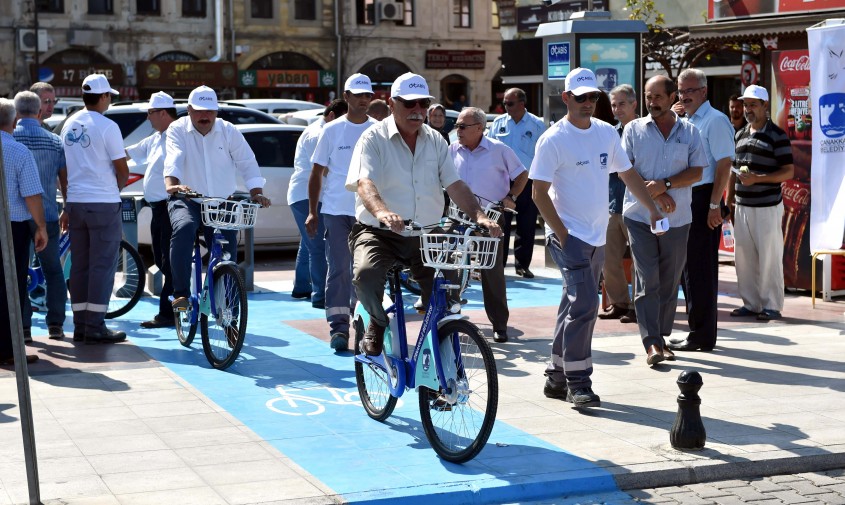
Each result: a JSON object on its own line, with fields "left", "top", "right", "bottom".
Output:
{"left": 536, "top": 11, "right": 648, "bottom": 126}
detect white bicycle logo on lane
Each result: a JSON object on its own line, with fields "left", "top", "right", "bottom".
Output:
{"left": 266, "top": 385, "right": 404, "bottom": 416}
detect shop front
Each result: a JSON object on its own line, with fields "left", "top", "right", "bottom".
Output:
{"left": 36, "top": 49, "right": 138, "bottom": 98}
{"left": 241, "top": 52, "right": 336, "bottom": 104}
{"left": 136, "top": 60, "right": 239, "bottom": 100}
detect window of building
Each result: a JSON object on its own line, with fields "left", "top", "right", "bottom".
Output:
{"left": 491, "top": 0, "right": 499, "bottom": 29}
{"left": 402, "top": 0, "right": 414, "bottom": 26}
{"left": 182, "top": 0, "right": 206, "bottom": 17}
{"left": 88, "top": 0, "right": 113, "bottom": 14}
{"left": 251, "top": 0, "right": 273, "bottom": 18}
{"left": 356, "top": 0, "right": 375, "bottom": 25}
{"left": 453, "top": 0, "right": 471, "bottom": 28}
{"left": 137, "top": 0, "right": 160, "bottom": 15}
{"left": 36, "top": 0, "right": 64, "bottom": 13}
{"left": 294, "top": 0, "right": 316, "bottom": 20}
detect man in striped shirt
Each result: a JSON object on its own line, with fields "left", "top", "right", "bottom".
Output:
{"left": 727, "top": 85, "right": 794, "bottom": 321}
{"left": 13, "top": 91, "right": 68, "bottom": 341}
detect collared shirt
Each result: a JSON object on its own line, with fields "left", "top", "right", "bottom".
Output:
{"left": 287, "top": 118, "right": 325, "bottom": 205}
{"left": 734, "top": 120, "right": 793, "bottom": 208}
{"left": 13, "top": 117, "right": 65, "bottom": 221}
{"left": 126, "top": 130, "right": 168, "bottom": 203}
{"left": 164, "top": 116, "right": 265, "bottom": 197}
{"left": 529, "top": 117, "right": 632, "bottom": 247}
{"left": 685, "top": 100, "right": 736, "bottom": 186}
{"left": 487, "top": 111, "right": 546, "bottom": 169}
{"left": 621, "top": 113, "right": 708, "bottom": 228}
{"left": 2, "top": 131, "right": 43, "bottom": 222}
{"left": 346, "top": 116, "right": 461, "bottom": 231}
{"left": 450, "top": 136, "right": 525, "bottom": 204}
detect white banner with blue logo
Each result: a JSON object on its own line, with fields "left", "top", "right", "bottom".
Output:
{"left": 807, "top": 19, "right": 845, "bottom": 252}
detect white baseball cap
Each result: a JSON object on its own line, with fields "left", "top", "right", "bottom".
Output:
{"left": 140, "top": 91, "right": 175, "bottom": 111}
{"left": 739, "top": 84, "right": 769, "bottom": 102}
{"left": 391, "top": 72, "right": 434, "bottom": 100}
{"left": 82, "top": 73, "right": 119, "bottom": 95}
{"left": 188, "top": 85, "right": 219, "bottom": 111}
{"left": 344, "top": 73, "right": 373, "bottom": 94}
{"left": 565, "top": 68, "right": 600, "bottom": 96}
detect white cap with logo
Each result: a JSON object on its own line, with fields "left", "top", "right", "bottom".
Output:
{"left": 82, "top": 73, "right": 119, "bottom": 95}
{"left": 140, "top": 91, "right": 175, "bottom": 111}
{"left": 564, "top": 68, "right": 600, "bottom": 96}
{"left": 739, "top": 84, "right": 769, "bottom": 102}
{"left": 188, "top": 85, "right": 219, "bottom": 111}
{"left": 391, "top": 72, "right": 434, "bottom": 100}
{"left": 344, "top": 73, "right": 373, "bottom": 94}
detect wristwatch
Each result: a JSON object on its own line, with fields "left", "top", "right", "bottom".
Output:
{"left": 507, "top": 193, "right": 517, "bottom": 201}
{"left": 663, "top": 178, "right": 672, "bottom": 189}
{"left": 709, "top": 202, "right": 720, "bottom": 210}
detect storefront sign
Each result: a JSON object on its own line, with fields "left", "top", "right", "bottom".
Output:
{"left": 517, "top": 0, "right": 607, "bottom": 33}
{"left": 425, "top": 50, "right": 485, "bottom": 69}
{"left": 547, "top": 42, "right": 570, "bottom": 80}
{"left": 31, "top": 64, "right": 125, "bottom": 87}
{"left": 136, "top": 61, "right": 238, "bottom": 89}
{"left": 239, "top": 70, "right": 337, "bottom": 88}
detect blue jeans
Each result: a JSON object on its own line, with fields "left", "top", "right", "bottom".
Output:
{"left": 290, "top": 199, "right": 327, "bottom": 304}
{"left": 24, "top": 220, "right": 67, "bottom": 328}
{"left": 168, "top": 197, "right": 237, "bottom": 299}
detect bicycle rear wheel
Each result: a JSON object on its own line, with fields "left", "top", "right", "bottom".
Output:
{"left": 418, "top": 319, "right": 498, "bottom": 464}
{"left": 200, "top": 263, "right": 247, "bottom": 370}
{"left": 354, "top": 315, "right": 398, "bottom": 421}
{"left": 106, "top": 240, "right": 146, "bottom": 319}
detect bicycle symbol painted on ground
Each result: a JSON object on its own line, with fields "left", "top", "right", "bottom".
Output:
{"left": 64, "top": 126, "right": 91, "bottom": 148}
{"left": 265, "top": 385, "right": 403, "bottom": 416}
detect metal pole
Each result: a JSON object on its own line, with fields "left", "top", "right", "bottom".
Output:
{"left": 0, "top": 136, "right": 41, "bottom": 503}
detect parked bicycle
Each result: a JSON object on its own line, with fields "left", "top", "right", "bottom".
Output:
{"left": 173, "top": 192, "right": 259, "bottom": 370}
{"left": 353, "top": 221, "right": 499, "bottom": 463}
{"left": 27, "top": 231, "right": 146, "bottom": 319}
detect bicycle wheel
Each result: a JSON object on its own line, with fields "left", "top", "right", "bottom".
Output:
{"left": 418, "top": 319, "right": 498, "bottom": 464}
{"left": 176, "top": 297, "right": 198, "bottom": 347}
{"left": 200, "top": 263, "right": 247, "bottom": 370}
{"left": 353, "top": 315, "right": 398, "bottom": 421}
{"left": 106, "top": 240, "right": 146, "bottom": 319}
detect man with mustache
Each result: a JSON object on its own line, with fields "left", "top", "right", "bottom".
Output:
{"left": 306, "top": 73, "right": 377, "bottom": 352}
{"left": 621, "top": 75, "right": 707, "bottom": 367}
{"left": 346, "top": 72, "right": 501, "bottom": 357}
{"left": 164, "top": 86, "right": 271, "bottom": 328}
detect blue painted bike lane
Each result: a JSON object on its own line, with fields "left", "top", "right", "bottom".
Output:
{"left": 116, "top": 280, "right": 621, "bottom": 504}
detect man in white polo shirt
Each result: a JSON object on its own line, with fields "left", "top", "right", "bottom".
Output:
{"left": 61, "top": 73, "right": 129, "bottom": 344}
{"left": 306, "top": 73, "right": 376, "bottom": 352}
{"left": 126, "top": 91, "right": 177, "bottom": 328}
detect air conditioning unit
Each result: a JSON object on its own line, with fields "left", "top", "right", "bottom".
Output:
{"left": 19, "top": 29, "right": 49, "bottom": 52}
{"left": 379, "top": 1, "right": 404, "bottom": 21}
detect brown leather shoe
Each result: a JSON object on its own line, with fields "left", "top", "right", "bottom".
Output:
{"left": 663, "top": 347, "right": 676, "bottom": 361}
{"left": 598, "top": 305, "right": 627, "bottom": 320}
{"left": 620, "top": 310, "right": 637, "bottom": 324}
{"left": 362, "top": 321, "right": 386, "bottom": 356}
{"left": 646, "top": 345, "right": 665, "bottom": 366}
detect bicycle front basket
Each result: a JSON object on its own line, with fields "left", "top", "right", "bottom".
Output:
{"left": 420, "top": 233, "right": 500, "bottom": 270}
{"left": 200, "top": 198, "right": 259, "bottom": 230}
{"left": 446, "top": 201, "right": 502, "bottom": 224}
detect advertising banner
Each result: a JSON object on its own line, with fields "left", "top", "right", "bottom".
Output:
{"left": 577, "top": 38, "right": 636, "bottom": 93}
{"left": 807, "top": 21, "right": 845, "bottom": 252}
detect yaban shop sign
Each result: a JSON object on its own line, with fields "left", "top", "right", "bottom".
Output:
{"left": 239, "top": 70, "right": 337, "bottom": 88}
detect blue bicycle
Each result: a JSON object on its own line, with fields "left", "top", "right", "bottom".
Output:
{"left": 173, "top": 193, "right": 259, "bottom": 370}
{"left": 353, "top": 223, "right": 499, "bottom": 463}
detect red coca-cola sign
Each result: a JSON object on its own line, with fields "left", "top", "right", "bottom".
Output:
{"left": 781, "top": 180, "right": 810, "bottom": 207}
{"left": 779, "top": 55, "right": 810, "bottom": 73}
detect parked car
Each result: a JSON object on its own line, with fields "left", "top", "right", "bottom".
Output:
{"left": 121, "top": 121, "right": 305, "bottom": 249}
{"left": 226, "top": 98, "right": 323, "bottom": 115}
{"left": 280, "top": 107, "right": 324, "bottom": 126}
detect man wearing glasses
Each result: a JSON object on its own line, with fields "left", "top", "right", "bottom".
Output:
{"left": 488, "top": 88, "right": 546, "bottom": 278}
{"left": 307, "top": 73, "right": 377, "bottom": 352}
{"left": 29, "top": 82, "right": 58, "bottom": 131}
{"left": 451, "top": 106, "right": 527, "bottom": 343}
{"left": 532, "top": 68, "right": 659, "bottom": 408}
{"left": 621, "top": 75, "right": 706, "bottom": 367}
{"left": 346, "top": 73, "right": 501, "bottom": 356}
{"left": 126, "top": 92, "right": 177, "bottom": 329}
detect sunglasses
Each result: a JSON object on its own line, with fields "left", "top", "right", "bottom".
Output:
{"left": 147, "top": 109, "right": 161, "bottom": 115}
{"left": 502, "top": 101, "right": 518, "bottom": 107}
{"left": 41, "top": 98, "right": 59, "bottom": 105}
{"left": 568, "top": 92, "right": 601, "bottom": 103}
{"left": 395, "top": 97, "right": 432, "bottom": 109}
{"left": 455, "top": 122, "right": 480, "bottom": 130}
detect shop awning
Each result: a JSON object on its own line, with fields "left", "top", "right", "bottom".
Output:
{"left": 688, "top": 12, "right": 833, "bottom": 43}
{"left": 53, "top": 86, "right": 139, "bottom": 98}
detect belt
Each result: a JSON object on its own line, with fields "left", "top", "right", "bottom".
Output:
{"left": 148, "top": 200, "right": 167, "bottom": 209}
{"left": 692, "top": 183, "right": 714, "bottom": 193}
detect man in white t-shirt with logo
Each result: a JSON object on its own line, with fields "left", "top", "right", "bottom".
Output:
{"left": 126, "top": 91, "right": 177, "bottom": 329}
{"left": 61, "top": 74, "right": 129, "bottom": 344}
{"left": 306, "top": 73, "right": 376, "bottom": 352}
{"left": 531, "top": 68, "right": 660, "bottom": 409}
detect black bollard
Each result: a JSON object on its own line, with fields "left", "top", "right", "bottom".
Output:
{"left": 670, "top": 370, "right": 706, "bottom": 450}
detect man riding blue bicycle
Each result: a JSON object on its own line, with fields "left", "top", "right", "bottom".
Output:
{"left": 345, "top": 72, "right": 501, "bottom": 356}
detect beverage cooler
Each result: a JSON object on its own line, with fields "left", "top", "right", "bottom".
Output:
{"left": 771, "top": 49, "right": 845, "bottom": 292}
